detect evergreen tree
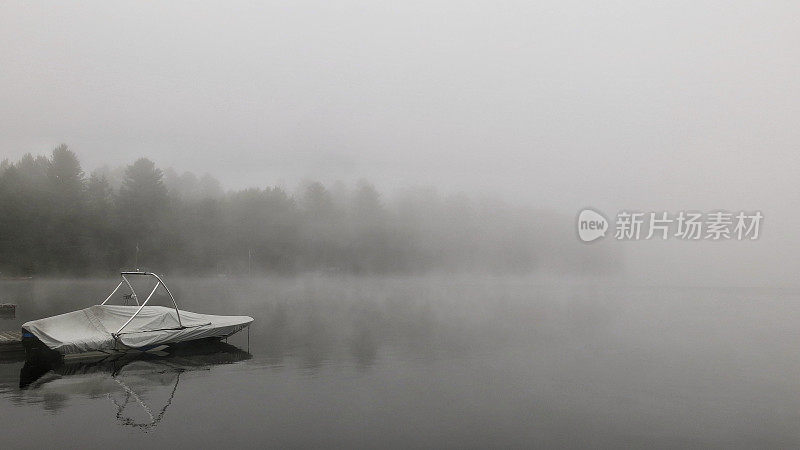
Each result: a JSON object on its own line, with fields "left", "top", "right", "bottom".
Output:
{"left": 116, "top": 158, "right": 168, "bottom": 268}
{"left": 45, "top": 144, "right": 87, "bottom": 273}
{"left": 85, "top": 172, "right": 115, "bottom": 269}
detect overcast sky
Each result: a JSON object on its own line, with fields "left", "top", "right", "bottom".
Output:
{"left": 2, "top": 1, "right": 799, "bottom": 284}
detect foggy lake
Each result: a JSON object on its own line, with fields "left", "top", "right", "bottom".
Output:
{"left": 2, "top": 276, "right": 799, "bottom": 448}
{"left": 2, "top": 0, "right": 798, "bottom": 447}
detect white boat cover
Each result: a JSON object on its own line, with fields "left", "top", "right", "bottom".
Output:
{"left": 23, "top": 305, "right": 253, "bottom": 355}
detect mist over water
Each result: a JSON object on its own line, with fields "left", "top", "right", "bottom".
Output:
{"left": 2, "top": 276, "right": 800, "bottom": 447}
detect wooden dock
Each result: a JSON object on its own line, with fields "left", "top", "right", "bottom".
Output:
{"left": 0, "top": 330, "right": 23, "bottom": 354}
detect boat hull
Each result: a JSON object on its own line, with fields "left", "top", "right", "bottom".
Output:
{"left": 22, "top": 305, "right": 253, "bottom": 359}
{"left": 22, "top": 326, "right": 251, "bottom": 363}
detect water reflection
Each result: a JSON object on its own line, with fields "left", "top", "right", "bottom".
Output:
{"left": 11, "top": 340, "right": 251, "bottom": 430}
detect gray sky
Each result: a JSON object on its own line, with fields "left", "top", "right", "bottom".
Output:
{"left": 1, "top": 1, "right": 799, "bottom": 284}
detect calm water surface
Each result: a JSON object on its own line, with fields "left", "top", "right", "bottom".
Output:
{"left": 1, "top": 276, "right": 799, "bottom": 448}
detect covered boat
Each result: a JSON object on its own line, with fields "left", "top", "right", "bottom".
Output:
{"left": 22, "top": 271, "right": 253, "bottom": 359}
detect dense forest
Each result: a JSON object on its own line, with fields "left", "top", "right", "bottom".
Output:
{"left": 0, "top": 145, "right": 613, "bottom": 276}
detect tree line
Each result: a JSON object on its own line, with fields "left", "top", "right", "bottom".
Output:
{"left": 0, "top": 145, "right": 614, "bottom": 276}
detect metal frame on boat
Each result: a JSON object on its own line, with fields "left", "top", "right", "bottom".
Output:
{"left": 101, "top": 272, "right": 184, "bottom": 337}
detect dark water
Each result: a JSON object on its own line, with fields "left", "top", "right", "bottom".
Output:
{"left": 1, "top": 276, "right": 800, "bottom": 448}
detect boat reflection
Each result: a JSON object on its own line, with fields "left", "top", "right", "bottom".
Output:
{"left": 16, "top": 339, "right": 251, "bottom": 430}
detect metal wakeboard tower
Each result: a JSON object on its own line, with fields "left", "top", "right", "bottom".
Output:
{"left": 101, "top": 272, "right": 184, "bottom": 338}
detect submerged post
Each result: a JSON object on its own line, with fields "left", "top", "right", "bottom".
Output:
{"left": 0, "top": 304, "right": 16, "bottom": 319}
